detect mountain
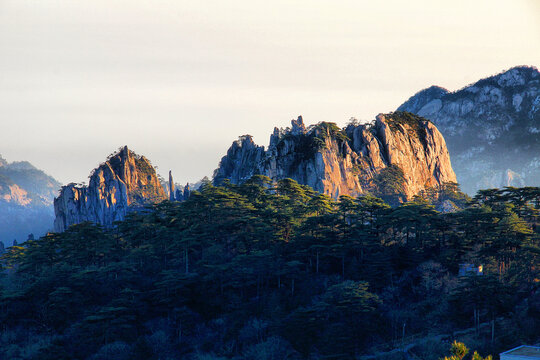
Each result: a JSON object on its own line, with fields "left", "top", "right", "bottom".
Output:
{"left": 54, "top": 146, "right": 167, "bottom": 232}
{"left": 398, "top": 65, "right": 540, "bottom": 194}
{"left": 0, "top": 154, "right": 61, "bottom": 245}
{"left": 214, "top": 112, "right": 456, "bottom": 203}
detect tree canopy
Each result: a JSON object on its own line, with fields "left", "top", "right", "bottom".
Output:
{"left": 1, "top": 178, "right": 538, "bottom": 359}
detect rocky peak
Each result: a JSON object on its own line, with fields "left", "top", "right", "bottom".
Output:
{"left": 495, "top": 66, "right": 536, "bottom": 87}
{"left": 214, "top": 112, "right": 456, "bottom": 202}
{"left": 397, "top": 65, "right": 540, "bottom": 194}
{"left": 6, "top": 161, "right": 38, "bottom": 171}
{"left": 291, "top": 116, "right": 306, "bottom": 135}
{"left": 235, "top": 135, "right": 259, "bottom": 150}
{"left": 398, "top": 86, "right": 449, "bottom": 115}
{"left": 54, "top": 146, "right": 167, "bottom": 232}
{"left": 183, "top": 183, "right": 191, "bottom": 200}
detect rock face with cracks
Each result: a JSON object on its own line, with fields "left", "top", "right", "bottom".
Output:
{"left": 54, "top": 146, "right": 166, "bottom": 232}
{"left": 214, "top": 112, "right": 456, "bottom": 201}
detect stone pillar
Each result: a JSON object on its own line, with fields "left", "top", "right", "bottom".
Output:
{"left": 291, "top": 115, "right": 306, "bottom": 135}
{"left": 175, "top": 188, "right": 184, "bottom": 201}
{"left": 169, "top": 170, "right": 175, "bottom": 201}
{"left": 183, "top": 183, "right": 191, "bottom": 200}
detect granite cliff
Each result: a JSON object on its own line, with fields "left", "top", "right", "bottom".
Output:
{"left": 0, "top": 155, "right": 61, "bottom": 245}
{"left": 398, "top": 65, "right": 540, "bottom": 194}
{"left": 54, "top": 146, "right": 167, "bottom": 232}
{"left": 214, "top": 112, "right": 456, "bottom": 202}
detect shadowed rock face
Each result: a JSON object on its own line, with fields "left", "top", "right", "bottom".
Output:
{"left": 214, "top": 113, "right": 456, "bottom": 200}
{"left": 54, "top": 146, "right": 166, "bottom": 232}
{"left": 398, "top": 66, "right": 540, "bottom": 194}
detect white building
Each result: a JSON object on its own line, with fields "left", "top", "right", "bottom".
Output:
{"left": 500, "top": 345, "right": 540, "bottom": 360}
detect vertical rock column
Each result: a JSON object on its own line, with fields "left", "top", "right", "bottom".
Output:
{"left": 169, "top": 170, "right": 175, "bottom": 201}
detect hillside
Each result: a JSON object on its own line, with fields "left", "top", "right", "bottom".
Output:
{"left": 0, "top": 154, "right": 61, "bottom": 246}
{"left": 1, "top": 179, "right": 538, "bottom": 359}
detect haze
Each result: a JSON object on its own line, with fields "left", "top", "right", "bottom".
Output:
{"left": 1, "top": 0, "right": 539, "bottom": 185}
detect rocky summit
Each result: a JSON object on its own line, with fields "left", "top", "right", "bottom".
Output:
{"left": 398, "top": 65, "right": 540, "bottom": 194}
{"left": 214, "top": 112, "right": 456, "bottom": 202}
{"left": 54, "top": 146, "right": 167, "bottom": 232}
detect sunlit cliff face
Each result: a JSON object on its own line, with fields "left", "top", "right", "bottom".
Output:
{"left": 54, "top": 146, "right": 167, "bottom": 232}
{"left": 214, "top": 113, "right": 456, "bottom": 201}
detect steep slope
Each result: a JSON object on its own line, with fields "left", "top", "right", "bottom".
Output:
{"left": 214, "top": 113, "right": 456, "bottom": 202}
{"left": 54, "top": 146, "right": 167, "bottom": 232}
{"left": 398, "top": 65, "right": 540, "bottom": 194}
{"left": 0, "top": 154, "right": 61, "bottom": 245}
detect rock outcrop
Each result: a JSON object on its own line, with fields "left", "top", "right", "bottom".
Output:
{"left": 54, "top": 146, "right": 167, "bottom": 232}
{"left": 168, "top": 170, "right": 175, "bottom": 201}
{"left": 167, "top": 171, "right": 191, "bottom": 202}
{"left": 214, "top": 113, "right": 456, "bottom": 201}
{"left": 398, "top": 65, "right": 540, "bottom": 194}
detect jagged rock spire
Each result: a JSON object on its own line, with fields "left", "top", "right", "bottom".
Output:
{"left": 183, "top": 183, "right": 191, "bottom": 200}
{"left": 169, "top": 170, "right": 175, "bottom": 201}
{"left": 291, "top": 115, "right": 306, "bottom": 135}
{"left": 54, "top": 146, "right": 167, "bottom": 232}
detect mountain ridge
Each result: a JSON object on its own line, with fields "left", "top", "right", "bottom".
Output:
{"left": 398, "top": 65, "right": 540, "bottom": 194}
{"left": 214, "top": 112, "right": 456, "bottom": 203}
{"left": 0, "top": 154, "right": 61, "bottom": 245}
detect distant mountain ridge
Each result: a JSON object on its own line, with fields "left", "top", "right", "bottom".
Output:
{"left": 0, "top": 154, "right": 61, "bottom": 245}
{"left": 398, "top": 65, "right": 540, "bottom": 194}
{"left": 214, "top": 112, "right": 456, "bottom": 203}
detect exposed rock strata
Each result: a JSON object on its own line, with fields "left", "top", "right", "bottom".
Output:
{"left": 54, "top": 146, "right": 166, "bottom": 232}
{"left": 214, "top": 113, "right": 456, "bottom": 200}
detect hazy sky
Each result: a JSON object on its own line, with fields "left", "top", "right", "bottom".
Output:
{"left": 1, "top": 0, "right": 539, "bottom": 185}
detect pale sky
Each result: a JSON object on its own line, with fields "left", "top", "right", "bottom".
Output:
{"left": 1, "top": 0, "right": 539, "bottom": 186}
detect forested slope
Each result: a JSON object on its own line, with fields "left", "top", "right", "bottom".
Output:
{"left": 1, "top": 177, "right": 539, "bottom": 359}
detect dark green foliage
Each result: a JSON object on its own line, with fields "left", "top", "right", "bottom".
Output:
{"left": 310, "top": 121, "right": 350, "bottom": 143}
{"left": 385, "top": 111, "right": 429, "bottom": 149}
{"left": 276, "top": 121, "right": 350, "bottom": 169}
{"left": 416, "top": 182, "right": 471, "bottom": 209}
{"left": 0, "top": 180, "right": 539, "bottom": 359}
{"left": 373, "top": 165, "right": 407, "bottom": 205}
{"left": 277, "top": 133, "right": 322, "bottom": 166}
{"left": 282, "top": 280, "right": 380, "bottom": 358}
